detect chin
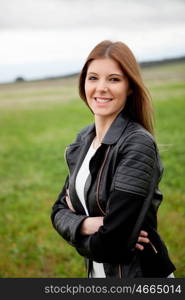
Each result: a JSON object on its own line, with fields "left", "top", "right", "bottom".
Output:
{"left": 94, "top": 111, "right": 117, "bottom": 118}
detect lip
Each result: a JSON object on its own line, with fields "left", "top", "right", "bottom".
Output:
{"left": 94, "top": 97, "right": 113, "bottom": 105}
{"left": 94, "top": 97, "right": 113, "bottom": 100}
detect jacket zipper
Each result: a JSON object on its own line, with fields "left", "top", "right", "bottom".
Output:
{"left": 119, "top": 265, "right": 123, "bottom": 278}
{"left": 96, "top": 145, "right": 111, "bottom": 216}
{"left": 64, "top": 146, "right": 72, "bottom": 200}
{"left": 149, "top": 241, "right": 158, "bottom": 254}
{"left": 64, "top": 146, "right": 70, "bottom": 176}
{"left": 96, "top": 146, "right": 123, "bottom": 278}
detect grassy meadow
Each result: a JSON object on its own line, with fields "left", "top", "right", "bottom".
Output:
{"left": 0, "top": 61, "right": 185, "bottom": 277}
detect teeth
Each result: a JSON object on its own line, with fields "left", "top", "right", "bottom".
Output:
{"left": 95, "top": 97, "right": 112, "bottom": 103}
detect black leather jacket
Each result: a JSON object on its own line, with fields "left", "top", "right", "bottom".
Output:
{"left": 51, "top": 110, "right": 175, "bottom": 278}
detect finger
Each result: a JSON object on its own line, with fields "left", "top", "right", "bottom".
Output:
{"left": 138, "top": 237, "right": 150, "bottom": 243}
{"left": 139, "top": 230, "right": 148, "bottom": 237}
{"left": 135, "top": 243, "right": 144, "bottom": 251}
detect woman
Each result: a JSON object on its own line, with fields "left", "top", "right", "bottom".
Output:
{"left": 51, "top": 40, "right": 176, "bottom": 278}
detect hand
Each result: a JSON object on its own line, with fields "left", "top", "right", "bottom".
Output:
{"left": 80, "top": 218, "right": 150, "bottom": 251}
{"left": 135, "top": 230, "right": 150, "bottom": 251}
{"left": 65, "top": 189, "right": 76, "bottom": 212}
{"left": 80, "top": 216, "right": 104, "bottom": 235}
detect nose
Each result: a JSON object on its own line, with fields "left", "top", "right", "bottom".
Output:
{"left": 96, "top": 80, "right": 108, "bottom": 92}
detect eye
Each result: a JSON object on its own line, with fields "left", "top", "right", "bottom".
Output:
{"left": 88, "top": 76, "right": 97, "bottom": 80}
{"left": 109, "top": 77, "right": 120, "bottom": 82}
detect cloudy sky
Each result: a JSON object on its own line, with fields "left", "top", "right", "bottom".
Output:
{"left": 0, "top": 0, "right": 185, "bottom": 83}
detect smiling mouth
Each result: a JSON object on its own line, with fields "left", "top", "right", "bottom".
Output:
{"left": 94, "top": 97, "right": 113, "bottom": 103}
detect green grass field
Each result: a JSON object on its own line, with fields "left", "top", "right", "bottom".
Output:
{"left": 0, "top": 62, "right": 185, "bottom": 277}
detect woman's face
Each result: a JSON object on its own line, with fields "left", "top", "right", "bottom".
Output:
{"left": 85, "top": 57, "right": 130, "bottom": 120}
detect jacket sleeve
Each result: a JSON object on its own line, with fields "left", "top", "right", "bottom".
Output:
{"left": 51, "top": 126, "right": 93, "bottom": 246}
{"left": 75, "top": 132, "right": 157, "bottom": 263}
{"left": 51, "top": 176, "right": 88, "bottom": 247}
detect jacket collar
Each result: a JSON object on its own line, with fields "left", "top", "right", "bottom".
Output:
{"left": 102, "top": 110, "right": 130, "bottom": 145}
{"left": 81, "top": 109, "right": 130, "bottom": 145}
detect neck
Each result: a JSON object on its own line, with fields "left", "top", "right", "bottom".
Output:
{"left": 94, "top": 114, "right": 116, "bottom": 146}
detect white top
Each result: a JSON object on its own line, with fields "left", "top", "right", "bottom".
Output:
{"left": 75, "top": 141, "right": 106, "bottom": 278}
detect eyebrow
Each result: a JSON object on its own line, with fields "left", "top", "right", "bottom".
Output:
{"left": 87, "top": 72, "right": 124, "bottom": 77}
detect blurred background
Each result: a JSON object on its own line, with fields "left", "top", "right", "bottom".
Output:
{"left": 0, "top": 0, "right": 185, "bottom": 277}
{"left": 1, "top": 0, "right": 185, "bottom": 83}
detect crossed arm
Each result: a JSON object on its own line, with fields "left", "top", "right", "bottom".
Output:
{"left": 52, "top": 133, "right": 156, "bottom": 262}
{"left": 66, "top": 190, "right": 150, "bottom": 251}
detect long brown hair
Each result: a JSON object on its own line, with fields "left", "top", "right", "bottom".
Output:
{"left": 79, "top": 40, "right": 154, "bottom": 135}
